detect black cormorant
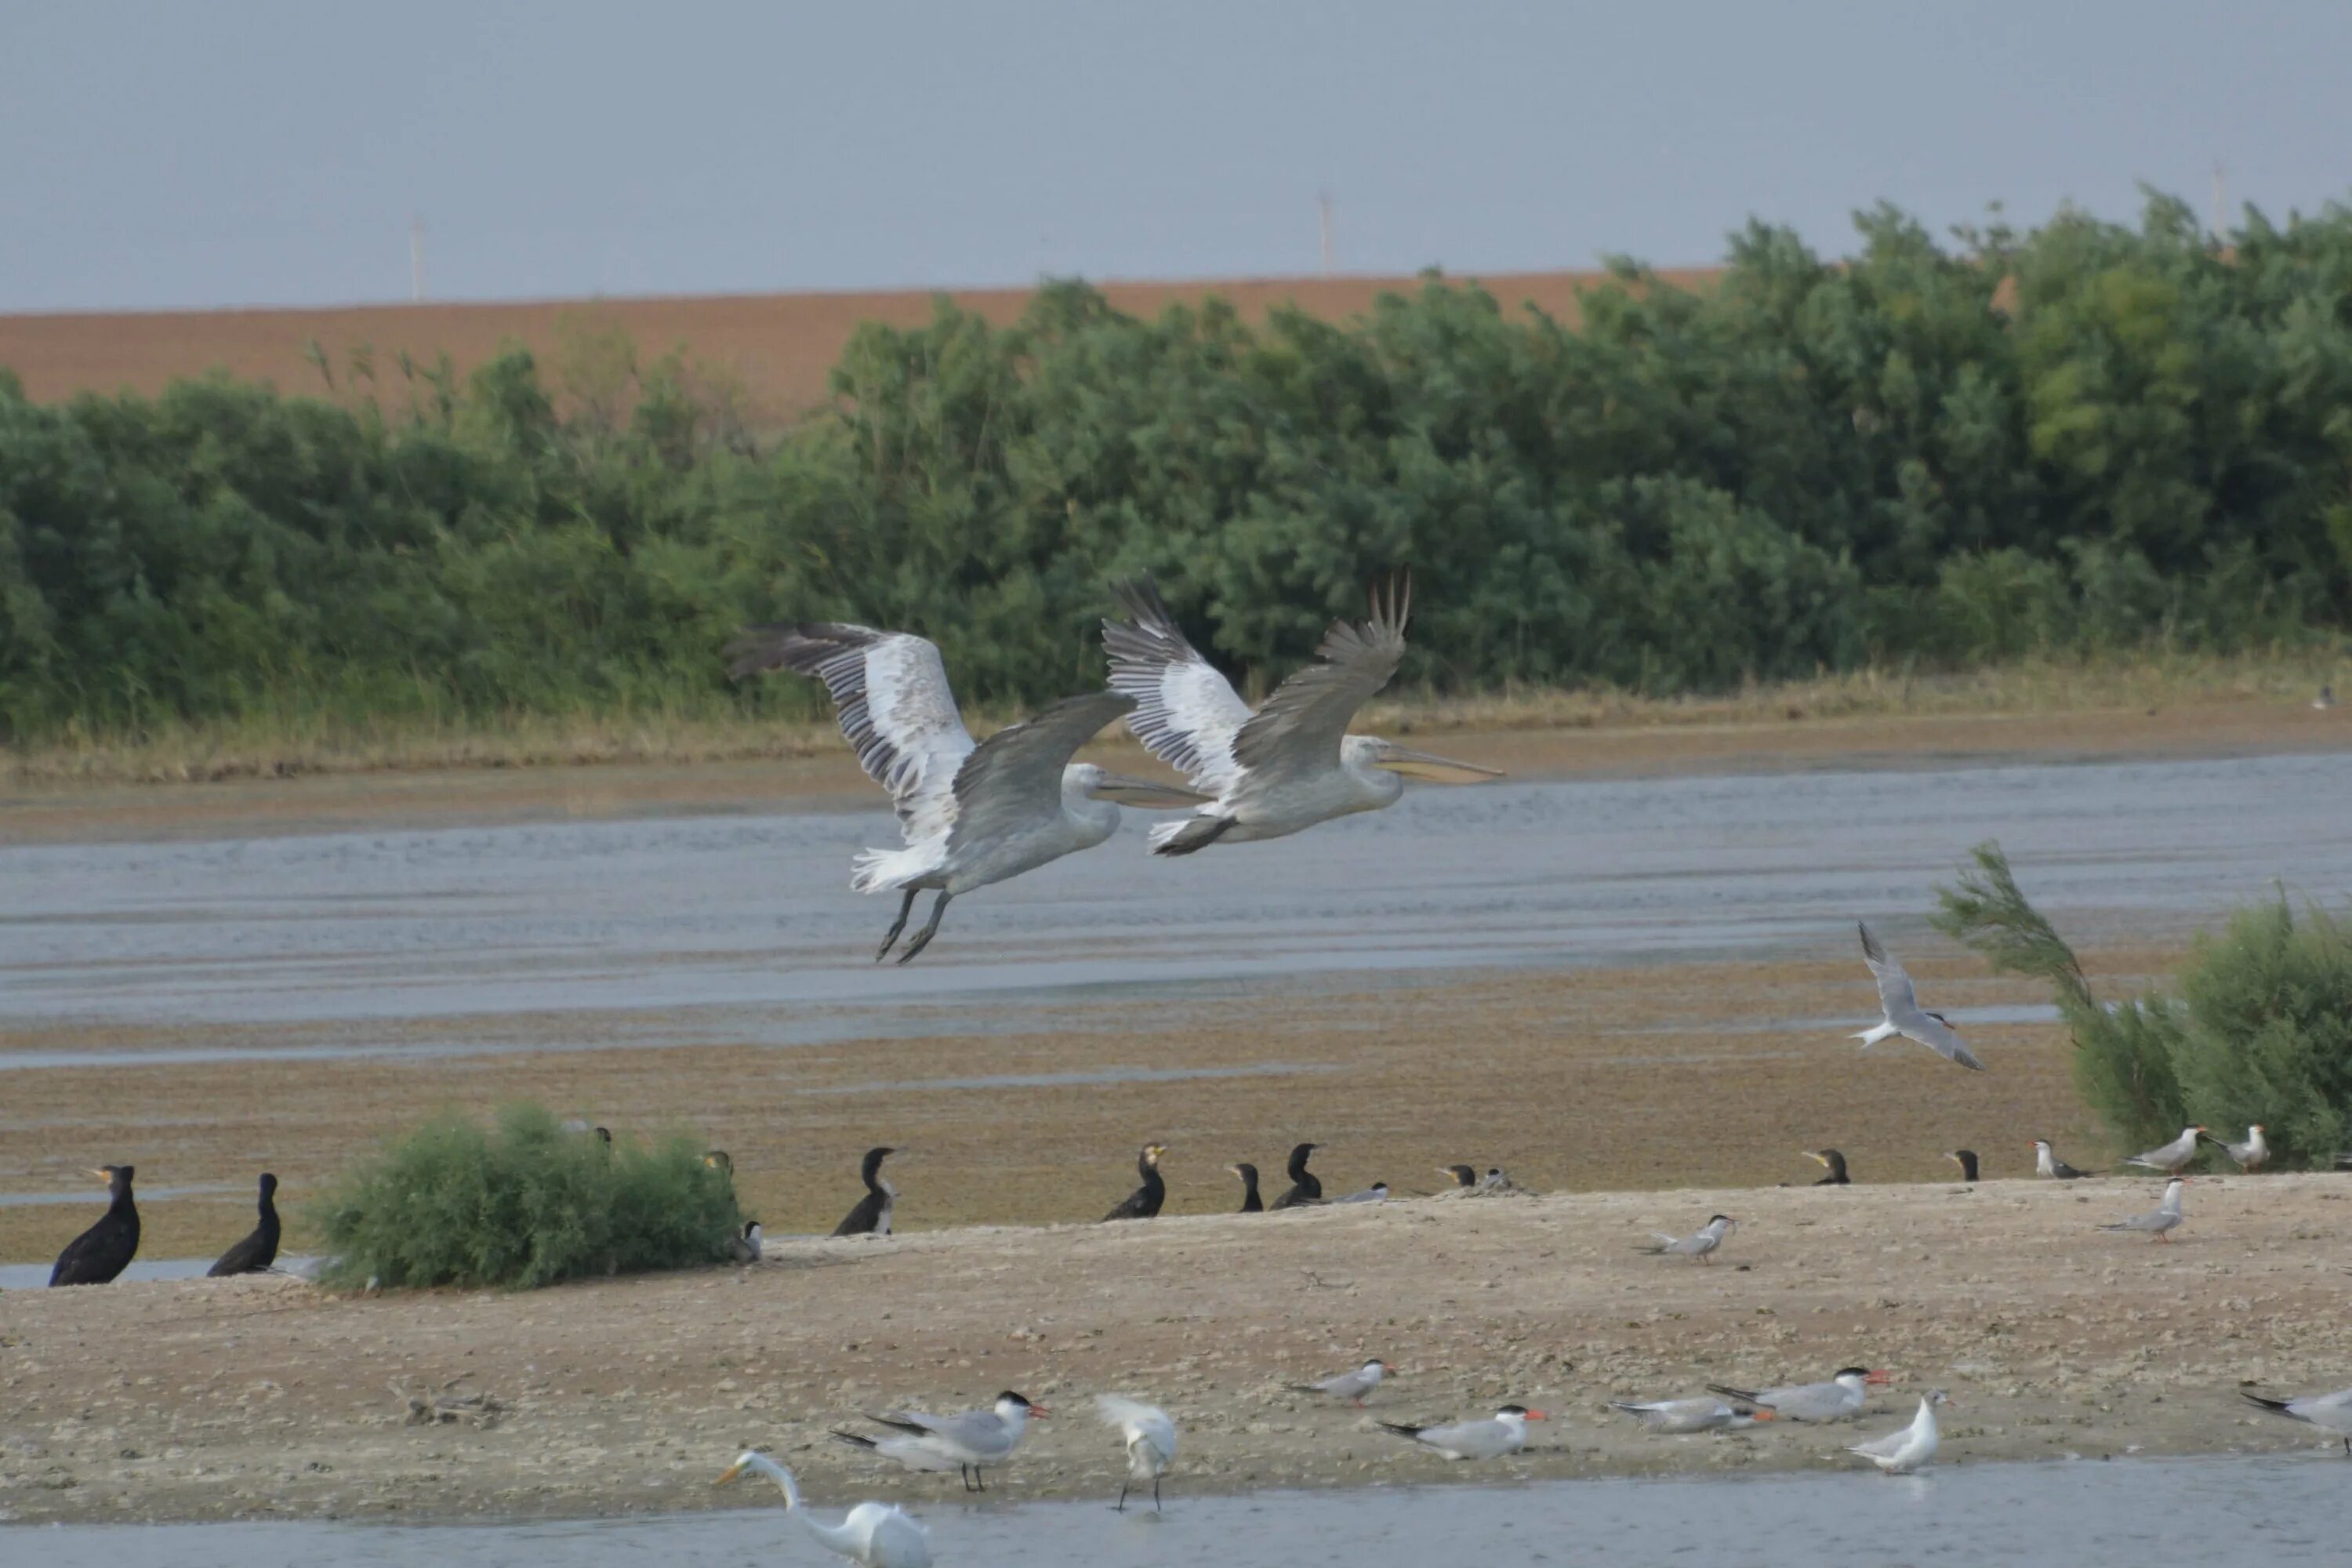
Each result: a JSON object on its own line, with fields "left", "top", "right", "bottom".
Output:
{"left": 1229, "top": 1161, "right": 1263, "bottom": 1212}
{"left": 1269, "top": 1142, "right": 1322, "bottom": 1209}
{"left": 50, "top": 1164, "right": 139, "bottom": 1286}
{"left": 1805, "top": 1149, "right": 1850, "bottom": 1185}
{"left": 832, "top": 1146, "right": 900, "bottom": 1237}
{"left": 1102, "top": 1143, "right": 1167, "bottom": 1221}
{"left": 207, "top": 1172, "right": 281, "bottom": 1276}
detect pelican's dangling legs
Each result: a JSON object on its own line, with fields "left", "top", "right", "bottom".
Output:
{"left": 875, "top": 887, "right": 918, "bottom": 963}
{"left": 895, "top": 891, "right": 954, "bottom": 965}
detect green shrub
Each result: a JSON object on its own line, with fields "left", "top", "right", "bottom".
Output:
{"left": 309, "top": 1103, "right": 742, "bottom": 1290}
{"left": 1933, "top": 841, "right": 2352, "bottom": 1164}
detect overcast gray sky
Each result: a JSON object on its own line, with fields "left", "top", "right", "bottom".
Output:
{"left": 2, "top": 2, "right": 2346, "bottom": 313}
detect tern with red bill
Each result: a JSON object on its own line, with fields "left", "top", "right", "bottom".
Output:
{"left": 1854, "top": 922, "right": 1984, "bottom": 1070}
{"left": 1705, "top": 1367, "right": 1893, "bottom": 1422}
{"left": 2201, "top": 1124, "right": 2269, "bottom": 1171}
{"left": 1101, "top": 572, "right": 1501, "bottom": 856}
{"left": 1379, "top": 1403, "right": 1545, "bottom": 1460}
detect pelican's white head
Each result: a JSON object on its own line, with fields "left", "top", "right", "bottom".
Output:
{"left": 1341, "top": 734, "right": 1504, "bottom": 785}
{"left": 1063, "top": 762, "right": 1209, "bottom": 808}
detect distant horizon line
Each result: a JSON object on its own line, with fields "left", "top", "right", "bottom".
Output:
{"left": 0, "top": 261, "right": 1730, "bottom": 325}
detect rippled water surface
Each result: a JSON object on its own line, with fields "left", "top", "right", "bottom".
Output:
{"left": 5, "top": 753, "right": 2347, "bottom": 1051}
{"left": 8, "top": 1456, "right": 2344, "bottom": 1566}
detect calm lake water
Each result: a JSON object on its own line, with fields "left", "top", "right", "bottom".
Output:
{"left": 6, "top": 1456, "right": 2344, "bottom": 1566}
{"left": 5, "top": 753, "right": 2347, "bottom": 1054}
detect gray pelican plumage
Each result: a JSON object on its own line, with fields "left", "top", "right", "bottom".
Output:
{"left": 1101, "top": 572, "right": 1499, "bottom": 855}
{"left": 728, "top": 622, "right": 1207, "bottom": 962}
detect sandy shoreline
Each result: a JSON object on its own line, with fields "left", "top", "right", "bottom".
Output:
{"left": 4, "top": 1174, "right": 2348, "bottom": 1525}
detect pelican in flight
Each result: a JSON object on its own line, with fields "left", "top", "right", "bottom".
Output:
{"left": 728, "top": 622, "right": 1207, "bottom": 962}
{"left": 717, "top": 1450, "right": 931, "bottom": 1566}
{"left": 1101, "top": 572, "right": 1500, "bottom": 855}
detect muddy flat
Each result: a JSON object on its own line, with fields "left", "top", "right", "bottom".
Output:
{"left": 4, "top": 1172, "right": 2347, "bottom": 1524}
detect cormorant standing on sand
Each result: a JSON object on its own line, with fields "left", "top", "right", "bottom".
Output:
{"left": 1229, "top": 1162, "right": 1263, "bottom": 1212}
{"left": 51, "top": 1164, "right": 140, "bottom": 1286}
{"left": 1102, "top": 1144, "right": 1168, "bottom": 1221}
{"left": 1270, "top": 1142, "right": 1322, "bottom": 1209}
{"left": 833, "top": 1146, "right": 901, "bottom": 1237}
{"left": 208, "top": 1172, "right": 281, "bottom": 1276}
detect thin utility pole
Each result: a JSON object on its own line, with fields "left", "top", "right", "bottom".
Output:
{"left": 1317, "top": 191, "right": 1334, "bottom": 274}
{"left": 410, "top": 214, "right": 426, "bottom": 301}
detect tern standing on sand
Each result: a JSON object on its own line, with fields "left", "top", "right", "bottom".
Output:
{"left": 2099, "top": 1177, "right": 2187, "bottom": 1241}
{"left": 1854, "top": 922, "right": 1984, "bottom": 1070}
{"left": 2202, "top": 1124, "right": 2270, "bottom": 1171}
{"left": 831, "top": 1392, "right": 1047, "bottom": 1492}
{"left": 1635, "top": 1214, "right": 1734, "bottom": 1262}
{"left": 1100, "top": 572, "right": 1500, "bottom": 855}
{"left": 2126, "top": 1127, "right": 2206, "bottom": 1174}
{"left": 1287, "top": 1359, "right": 1392, "bottom": 1406}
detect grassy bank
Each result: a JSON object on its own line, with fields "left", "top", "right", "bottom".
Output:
{"left": 6, "top": 647, "right": 2342, "bottom": 789}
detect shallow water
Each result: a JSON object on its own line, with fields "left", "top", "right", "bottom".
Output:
{"left": 7, "top": 1456, "right": 2343, "bottom": 1566}
{"left": 4, "top": 753, "right": 2347, "bottom": 1051}
{"left": 0, "top": 1255, "right": 319, "bottom": 1290}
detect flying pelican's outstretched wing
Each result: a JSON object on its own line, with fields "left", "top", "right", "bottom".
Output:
{"left": 1229, "top": 572, "right": 1410, "bottom": 788}
{"left": 1859, "top": 921, "right": 1984, "bottom": 1071}
{"left": 945, "top": 690, "right": 1136, "bottom": 855}
{"left": 727, "top": 623, "right": 976, "bottom": 844}
{"left": 1102, "top": 578, "right": 1253, "bottom": 797}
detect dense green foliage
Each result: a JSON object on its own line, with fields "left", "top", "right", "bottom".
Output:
{"left": 310, "top": 1103, "right": 743, "bottom": 1290}
{"left": 1934, "top": 842, "right": 2352, "bottom": 1164}
{"left": 7, "top": 191, "right": 2352, "bottom": 743}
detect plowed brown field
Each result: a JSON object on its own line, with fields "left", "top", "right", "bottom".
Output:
{"left": 0, "top": 268, "right": 1719, "bottom": 416}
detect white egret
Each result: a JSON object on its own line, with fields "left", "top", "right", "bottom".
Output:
{"left": 716, "top": 1450, "right": 931, "bottom": 1566}
{"left": 1094, "top": 1394, "right": 1178, "bottom": 1512}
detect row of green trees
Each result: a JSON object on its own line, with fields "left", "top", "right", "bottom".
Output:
{"left": 5, "top": 191, "right": 2352, "bottom": 742}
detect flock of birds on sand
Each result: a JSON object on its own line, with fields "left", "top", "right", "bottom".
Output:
{"left": 29, "top": 575, "right": 2352, "bottom": 1565}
